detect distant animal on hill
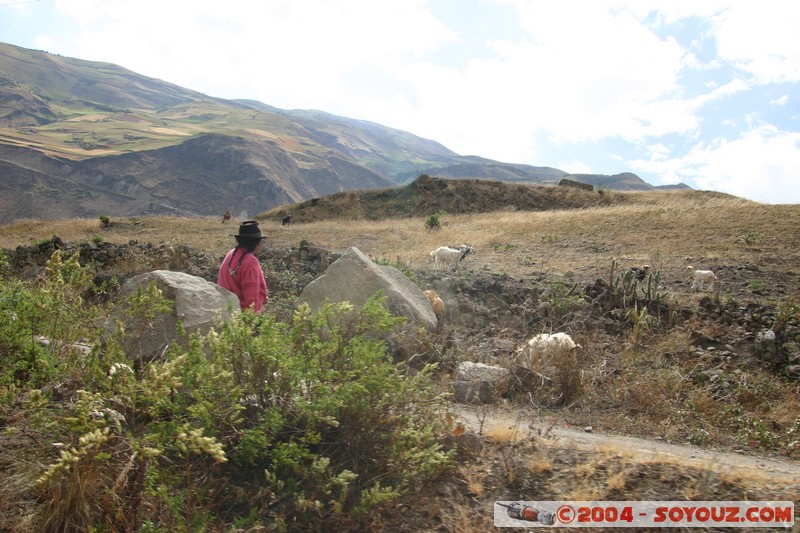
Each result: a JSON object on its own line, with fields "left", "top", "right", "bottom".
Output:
{"left": 687, "top": 266, "right": 717, "bottom": 291}
{"left": 429, "top": 244, "right": 474, "bottom": 271}
{"left": 222, "top": 210, "right": 232, "bottom": 224}
{"left": 282, "top": 215, "right": 293, "bottom": 226}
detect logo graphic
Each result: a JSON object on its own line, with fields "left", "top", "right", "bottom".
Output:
{"left": 496, "top": 502, "right": 556, "bottom": 525}
{"left": 494, "top": 501, "right": 794, "bottom": 528}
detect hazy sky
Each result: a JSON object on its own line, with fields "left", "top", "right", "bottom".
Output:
{"left": 2, "top": 0, "right": 799, "bottom": 204}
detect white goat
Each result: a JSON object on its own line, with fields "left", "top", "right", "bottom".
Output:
{"left": 686, "top": 266, "right": 717, "bottom": 291}
{"left": 429, "top": 244, "right": 474, "bottom": 271}
{"left": 514, "top": 332, "right": 581, "bottom": 371}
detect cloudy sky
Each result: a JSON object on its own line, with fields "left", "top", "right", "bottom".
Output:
{"left": 2, "top": 0, "right": 799, "bottom": 204}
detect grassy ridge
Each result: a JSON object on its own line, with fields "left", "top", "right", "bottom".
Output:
{"left": 2, "top": 188, "right": 795, "bottom": 291}
{"left": 264, "top": 176, "right": 743, "bottom": 222}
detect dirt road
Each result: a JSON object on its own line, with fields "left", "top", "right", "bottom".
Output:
{"left": 452, "top": 404, "right": 800, "bottom": 484}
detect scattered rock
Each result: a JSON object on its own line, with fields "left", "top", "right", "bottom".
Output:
{"left": 754, "top": 329, "right": 783, "bottom": 365}
{"left": 102, "top": 270, "right": 240, "bottom": 362}
{"left": 453, "top": 362, "right": 510, "bottom": 403}
{"left": 296, "top": 246, "right": 438, "bottom": 332}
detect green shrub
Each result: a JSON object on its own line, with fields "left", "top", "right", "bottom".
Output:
{"left": 0, "top": 280, "right": 53, "bottom": 388}
{"left": 743, "top": 231, "right": 763, "bottom": 245}
{"left": 492, "top": 242, "right": 517, "bottom": 251}
{"left": 11, "top": 280, "right": 452, "bottom": 531}
{"left": 0, "top": 250, "right": 105, "bottom": 390}
{"left": 424, "top": 211, "right": 447, "bottom": 231}
{"left": 218, "top": 297, "right": 452, "bottom": 525}
{"left": 0, "top": 248, "right": 9, "bottom": 279}
{"left": 542, "top": 280, "right": 589, "bottom": 328}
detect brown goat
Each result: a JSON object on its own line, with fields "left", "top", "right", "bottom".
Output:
{"left": 423, "top": 289, "right": 445, "bottom": 323}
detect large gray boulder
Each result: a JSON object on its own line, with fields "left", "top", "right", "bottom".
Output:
{"left": 103, "top": 270, "right": 240, "bottom": 362}
{"left": 297, "top": 246, "right": 437, "bottom": 331}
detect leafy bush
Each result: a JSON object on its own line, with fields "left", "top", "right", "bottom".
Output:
{"left": 0, "top": 280, "right": 53, "bottom": 389}
{"left": 743, "top": 230, "right": 763, "bottom": 245}
{"left": 492, "top": 242, "right": 517, "bottom": 251}
{"left": 541, "top": 280, "right": 589, "bottom": 329}
{"left": 216, "top": 298, "right": 452, "bottom": 526}
{"left": 0, "top": 250, "right": 105, "bottom": 391}
{"left": 2, "top": 255, "right": 453, "bottom": 531}
{"left": 424, "top": 211, "right": 447, "bottom": 231}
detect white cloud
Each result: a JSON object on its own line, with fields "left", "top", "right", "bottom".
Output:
{"left": 712, "top": 1, "right": 800, "bottom": 84}
{"left": 631, "top": 125, "right": 800, "bottom": 203}
{"left": 557, "top": 159, "right": 594, "bottom": 174}
{"left": 690, "top": 127, "right": 800, "bottom": 204}
{"left": 494, "top": 2, "right": 690, "bottom": 142}
{"left": 32, "top": 35, "right": 55, "bottom": 51}
{"left": 697, "top": 78, "right": 749, "bottom": 103}
{"left": 366, "top": 0, "right": 701, "bottom": 161}
{"left": 646, "top": 143, "right": 671, "bottom": 161}
{"left": 771, "top": 95, "right": 789, "bottom": 106}
{"left": 52, "top": 0, "right": 455, "bottom": 113}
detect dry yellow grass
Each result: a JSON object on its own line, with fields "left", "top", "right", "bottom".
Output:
{"left": 527, "top": 455, "right": 553, "bottom": 474}
{"left": 460, "top": 464, "right": 487, "bottom": 497}
{"left": 484, "top": 425, "right": 520, "bottom": 443}
{"left": 2, "top": 192, "right": 797, "bottom": 290}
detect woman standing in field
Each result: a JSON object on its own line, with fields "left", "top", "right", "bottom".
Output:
{"left": 217, "top": 220, "right": 268, "bottom": 312}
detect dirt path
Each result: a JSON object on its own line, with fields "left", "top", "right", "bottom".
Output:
{"left": 451, "top": 405, "right": 800, "bottom": 484}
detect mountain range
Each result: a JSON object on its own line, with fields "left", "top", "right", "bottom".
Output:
{"left": 0, "top": 42, "right": 688, "bottom": 224}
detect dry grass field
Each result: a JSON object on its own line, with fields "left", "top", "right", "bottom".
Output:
{"left": 2, "top": 190, "right": 797, "bottom": 292}
{"left": 1, "top": 188, "right": 799, "bottom": 531}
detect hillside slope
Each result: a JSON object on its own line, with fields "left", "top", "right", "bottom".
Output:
{"left": 0, "top": 42, "right": 680, "bottom": 224}
{"left": 263, "top": 173, "right": 684, "bottom": 223}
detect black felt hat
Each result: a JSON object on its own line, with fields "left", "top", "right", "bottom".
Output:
{"left": 231, "top": 220, "right": 267, "bottom": 240}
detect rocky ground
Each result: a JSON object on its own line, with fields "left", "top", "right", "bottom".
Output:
{"left": 4, "top": 235, "right": 799, "bottom": 531}
{"left": 5, "top": 234, "right": 799, "bottom": 419}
